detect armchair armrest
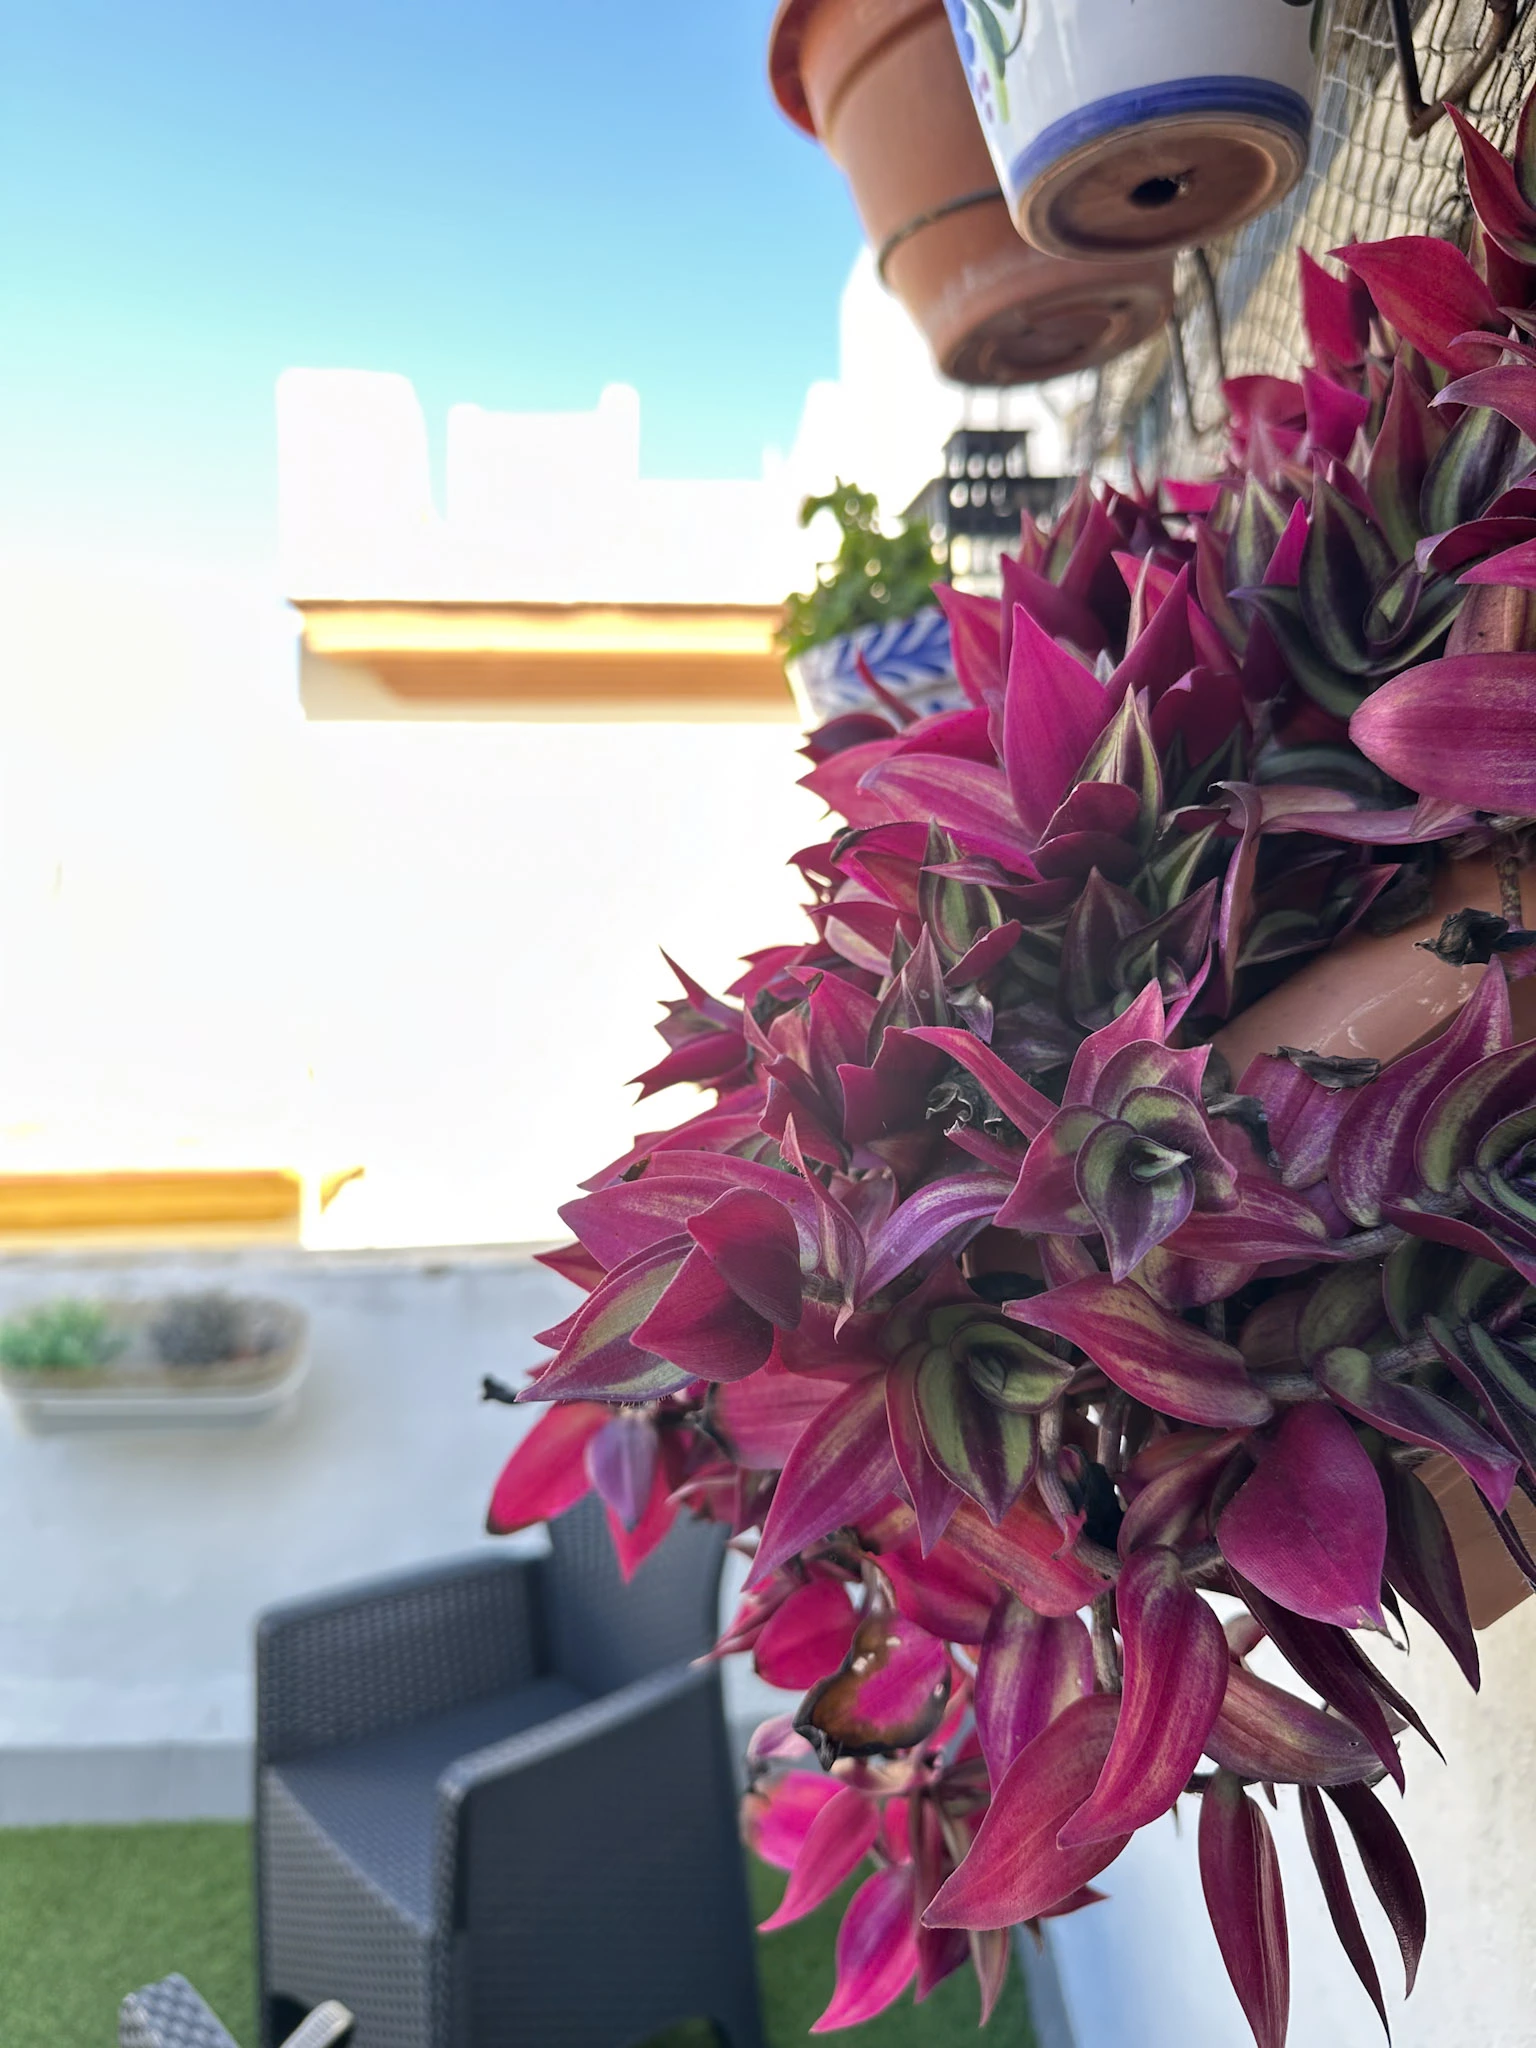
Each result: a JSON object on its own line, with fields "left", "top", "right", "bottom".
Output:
{"left": 257, "top": 1552, "right": 544, "bottom": 1764}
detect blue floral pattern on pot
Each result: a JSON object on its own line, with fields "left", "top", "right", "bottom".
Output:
{"left": 785, "top": 607, "right": 964, "bottom": 727}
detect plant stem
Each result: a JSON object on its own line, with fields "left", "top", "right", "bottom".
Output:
{"left": 1091, "top": 1592, "right": 1123, "bottom": 1694}
{"left": 1497, "top": 835, "right": 1526, "bottom": 925}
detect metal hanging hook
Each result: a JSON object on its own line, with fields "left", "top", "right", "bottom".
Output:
{"left": 1387, "top": 0, "right": 1519, "bottom": 140}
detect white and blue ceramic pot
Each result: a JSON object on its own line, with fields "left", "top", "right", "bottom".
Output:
{"left": 944, "top": 0, "right": 1329, "bottom": 260}
{"left": 785, "top": 608, "right": 966, "bottom": 729}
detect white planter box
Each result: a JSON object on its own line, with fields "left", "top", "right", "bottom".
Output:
{"left": 1, "top": 1297, "right": 308, "bottom": 1433}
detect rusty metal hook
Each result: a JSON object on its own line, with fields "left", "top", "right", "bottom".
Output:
{"left": 1387, "top": 0, "right": 1519, "bottom": 139}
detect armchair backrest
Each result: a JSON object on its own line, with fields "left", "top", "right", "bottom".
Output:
{"left": 541, "top": 1496, "right": 725, "bottom": 1695}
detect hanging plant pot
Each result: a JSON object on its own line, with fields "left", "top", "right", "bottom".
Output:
{"left": 1215, "top": 851, "right": 1536, "bottom": 1632}
{"left": 944, "top": 0, "right": 1329, "bottom": 261}
{"left": 1213, "top": 854, "right": 1536, "bottom": 1082}
{"left": 769, "top": 0, "right": 1174, "bottom": 385}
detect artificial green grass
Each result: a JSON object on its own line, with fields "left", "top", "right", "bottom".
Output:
{"left": 0, "top": 1822, "right": 1030, "bottom": 2047}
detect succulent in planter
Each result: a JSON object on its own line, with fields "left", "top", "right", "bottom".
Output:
{"left": 0, "top": 1300, "right": 122, "bottom": 1374}
{"left": 485, "top": 89, "right": 1536, "bottom": 2048}
{"left": 150, "top": 1291, "right": 259, "bottom": 1368}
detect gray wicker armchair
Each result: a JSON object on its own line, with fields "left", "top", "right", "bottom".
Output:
{"left": 255, "top": 1497, "right": 764, "bottom": 2048}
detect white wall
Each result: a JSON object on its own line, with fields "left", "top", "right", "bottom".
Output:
{"left": 1049, "top": 1614, "right": 1536, "bottom": 2047}
{"left": 0, "top": 550, "right": 826, "bottom": 1247}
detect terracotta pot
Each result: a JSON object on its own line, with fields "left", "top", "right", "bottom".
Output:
{"left": 1216, "top": 852, "right": 1536, "bottom": 1630}
{"left": 769, "top": 0, "right": 1174, "bottom": 385}
{"left": 1213, "top": 854, "right": 1536, "bottom": 1084}
{"left": 1415, "top": 1454, "right": 1536, "bottom": 1631}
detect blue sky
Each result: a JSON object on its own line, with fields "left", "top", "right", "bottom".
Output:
{"left": 0, "top": 1, "right": 862, "bottom": 566}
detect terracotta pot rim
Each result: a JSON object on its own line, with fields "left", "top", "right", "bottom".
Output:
{"left": 768, "top": 0, "right": 936, "bottom": 137}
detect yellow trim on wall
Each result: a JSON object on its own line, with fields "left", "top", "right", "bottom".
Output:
{"left": 0, "top": 1171, "right": 303, "bottom": 1234}
{"left": 295, "top": 601, "right": 797, "bottom": 722}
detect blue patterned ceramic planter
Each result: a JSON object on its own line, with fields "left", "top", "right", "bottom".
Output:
{"left": 945, "top": 0, "right": 1329, "bottom": 261}
{"left": 785, "top": 607, "right": 965, "bottom": 728}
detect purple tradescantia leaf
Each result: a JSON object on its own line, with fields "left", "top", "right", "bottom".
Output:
{"left": 1199, "top": 1772, "right": 1289, "bottom": 2048}
{"left": 914, "top": 1344, "right": 1037, "bottom": 1526}
{"left": 1415, "top": 1040, "right": 1536, "bottom": 1196}
{"left": 1003, "top": 604, "right": 1113, "bottom": 837}
{"left": 1300, "top": 248, "right": 1370, "bottom": 367}
{"left": 633, "top": 1244, "right": 776, "bottom": 1382}
{"left": 1349, "top": 654, "right": 1536, "bottom": 812}
{"left": 746, "top": 1770, "right": 840, "bottom": 1870}
{"left": 886, "top": 1351, "right": 961, "bottom": 1553}
{"left": 1450, "top": 103, "right": 1536, "bottom": 262}
{"left": 1298, "top": 1786, "right": 1390, "bottom": 2039}
{"left": 1330, "top": 963, "right": 1513, "bottom": 1227}
{"left": 1304, "top": 368, "right": 1372, "bottom": 462}
{"left": 712, "top": 1360, "right": 844, "bottom": 1468}
{"left": 997, "top": 1106, "right": 1102, "bottom": 1236}
{"left": 531, "top": 1240, "right": 697, "bottom": 1402}
{"left": 1435, "top": 360, "right": 1536, "bottom": 440}
{"left": 753, "top": 1579, "right": 859, "bottom": 1691}
{"left": 975, "top": 1598, "right": 1093, "bottom": 1789}
{"left": 1231, "top": 1577, "right": 1413, "bottom": 1790}
{"left": 1205, "top": 1665, "right": 1378, "bottom": 1786}
{"left": 1240, "top": 1055, "right": 1358, "bottom": 1189}
{"left": 1063, "top": 980, "right": 1169, "bottom": 1106}
{"left": 1381, "top": 1458, "right": 1479, "bottom": 1691}
{"left": 1117, "top": 1432, "right": 1246, "bottom": 1556}
{"left": 760, "top": 1784, "right": 880, "bottom": 1931}
{"left": 689, "top": 1188, "right": 804, "bottom": 1329}
{"left": 1003, "top": 552, "right": 1108, "bottom": 656}
{"left": 796, "top": 1605, "right": 951, "bottom": 1766}
{"left": 486, "top": 1402, "right": 609, "bottom": 1534}
{"left": 583, "top": 1414, "right": 658, "bottom": 1531}
{"left": 1325, "top": 1783, "right": 1427, "bottom": 1996}
{"left": 1220, "top": 1405, "right": 1387, "bottom": 1631}
{"left": 859, "top": 1171, "right": 1017, "bottom": 1303}
{"left": 946, "top": 918, "right": 1023, "bottom": 988}
{"left": 811, "top": 1865, "right": 919, "bottom": 2033}
{"left": 1058, "top": 1547, "right": 1228, "bottom": 1847}
{"left": 1367, "top": 363, "right": 1446, "bottom": 558}
{"left": 749, "top": 1374, "right": 897, "bottom": 1584}
{"left": 1074, "top": 1116, "right": 1196, "bottom": 1279}
{"left": 1009, "top": 1277, "right": 1275, "bottom": 1428}
{"left": 1335, "top": 236, "right": 1502, "bottom": 371}
{"left": 1319, "top": 1344, "right": 1517, "bottom": 1509}
{"left": 933, "top": 583, "right": 1002, "bottom": 711}
{"left": 860, "top": 755, "right": 1039, "bottom": 873}
{"left": 781, "top": 1118, "right": 866, "bottom": 1310}
{"left": 563, "top": 1155, "right": 813, "bottom": 1267}
{"left": 944, "top": 1494, "right": 1108, "bottom": 1617}
{"left": 924, "top": 1694, "right": 1128, "bottom": 1929}
{"left": 904, "top": 1025, "right": 1057, "bottom": 1139}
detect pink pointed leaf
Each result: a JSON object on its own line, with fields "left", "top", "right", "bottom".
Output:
{"left": 583, "top": 1414, "right": 658, "bottom": 1531}
{"left": 859, "top": 1170, "right": 1016, "bottom": 1302}
{"left": 924, "top": 1694, "right": 1128, "bottom": 1929}
{"left": 532, "top": 1241, "right": 697, "bottom": 1402}
{"left": 1219, "top": 1404, "right": 1386, "bottom": 1630}
{"left": 1059, "top": 1546, "right": 1228, "bottom": 1847}
{"left": 1063, "top": 980, "right": 1168, "bottom": 1106}
{"left": 688, "top": 1187, "right": 804, "bottom": 1328}
{"left": 904, "top": 1024, "right": 1057, "bottom": 1138}
{"left": 754, "top": 1579, "right": 859, "bottom": 1691}
{"left": 886, "top": 1351, "right": 962, "bottom": 1553}
{"left": 744, "top": 1771, "right": 842, "bottom": 1872}
{"left": 811, "top": 1865, "right": 919, "bottom": 2032}
{"left": 486, "top": 1402, "right": 608, "bottom": 1533}
{"left": 1199, "top": 1772, "right": 1290, "bottom": 2048}
{"left": 1298, "top": 1786, "right": 1390, "bottom": 2038}
{"left": 712, "top": 1361, "right": 844, "bottom": 1469}
{"left": 1205, "top": 1664, "right": 1378, "bottom": 1785}
{"left": 1003, "top": 604, "right": 1113, "bottom": 836}
{"left": 1350, "top": 653, "right": 1536, "bottom": 813}
{"left": 1319, "top": 1343, "right": 1516, "bottom": 1509}
{"left": 860, "top": 755, "right": 1039, "bottom": 872}
{"left": 632, "top": 1244, "right": 775, "bottom": 1382}
{"left": 975, "top": 1599, "right": 1093, "bottom": 1789}
{"left": 750, "top": 1374, "right": 898, "bottom": 1583}
{"left": 1009, "top": 1277, "right": 1275, "bottom": 1429}
{"left": 944, "top": 1493, "right": 1107, "bottom": 1618}
{"left": 1330, "top": 962, "right": 1512, "bottom": 1226}
{"left": 760, "top": 1784, "right": 881, "bottom": 1930}
{"left": 1325, "top": 1782, "right": 1427, "bottom": 1995}
{"left": 1335, "top": 236, "right": 1501, "bottom": 371}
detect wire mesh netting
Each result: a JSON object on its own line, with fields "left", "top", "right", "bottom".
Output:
{"left": 1087, "top": 0, "right": 1536, "bottom": 474}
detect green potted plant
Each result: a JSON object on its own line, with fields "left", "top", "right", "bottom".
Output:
{"left": 779, "top": 481, "right": 959, "bottom": 725}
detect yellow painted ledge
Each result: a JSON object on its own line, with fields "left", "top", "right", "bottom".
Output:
{"left": 295, "top": 601, "right": 798, "bottom": 722}
{"left": 0, "top": 1171, "right": 303, "bottom": 1242}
